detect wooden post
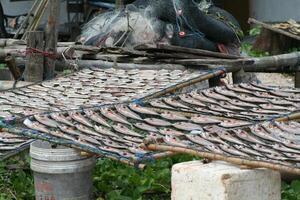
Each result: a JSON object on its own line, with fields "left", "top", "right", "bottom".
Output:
{"left": 24, "top": 31, "right": 44, "bottom": 82}
{"left": 44, "top": 0, "right": 60, "bottom": 79}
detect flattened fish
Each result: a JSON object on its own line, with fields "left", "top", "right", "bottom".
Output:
{"left": 69, "top": 111, "right": 93, "bottom": 127}
{"left": 233, "top": 129, "right": 265, "bottom": 145}
{"left": 123, "top": 136, "right": 143, "bottom": 143}
{"left": 134, "top": 123, "right": 158, "bottom": 132}
{"left": 274, "top": 121, "right": 300, "bottom": 135}
{"left": 179, "top": 94, "right": 206, "bottom": 107}
{"left": 249, "top": 125, "right": 282, "bottom": 143}
{"left": 251, "top": 108, "right": 285, "bottom": 115}
{"left": 129, "top": 104, "right": 159, "bottom": 116}
{"left": 226, "top": 84, "right": 253, "bottom": 95}
{"left": 163, "top": 135, "right": 189, "bottom": 148}
{"left": 186, "top": 135, "right": 214, "bottom": 146}
{"left": 149, "top": 99, "right": 173, "bottom": 109}
{"left": 208, "top": 105, "right": 234, "bottom": 113}
{"left": 23, "top": 119, "right": 50, "bottom": 134}
{"left": 159, "top": 128, "right": 185, "bottom": 137}
{"left": 216, "top": 131, "right": 244, "bottom": 145}
{"left": 144, "top": 118, "right": 172, "bottom": 127}
{"left": 269, "top": 98, "right": 295, "bottom": 106}
{"left": 112, "top": 124, "right": 143, "bottom": 138}
{"left": 251, "top": 144, "right": 281, "bottom": 155}
{"left": 201, "top": 132, "right": 227, "bottom": 145}
{"left": 163, "top": 98, "right": 190, "bottom": 109}
{"left": 218, "top": 101, "right": 246, "bottom": 111}
{"left": 202, "top": 90, "right": 231, "bottom": 101}
{"left": 75, "top": 124, "right": 100, "bottom": 137}
{"left": 259, "top": 104, "right": 292, "bottom": 111}
{"left": 233, "top": 145, "right": 264, "bottom": 157}
{"left": 115, "top": 105, "right": 143, "bottom": 121}
{"left": 100, "top": 108, "right": 130, "bottom": 125}
{"left": 214, "top": 87, "right": 237, "bottom": 98}
{"left": 50, "top": 113, "right": 74, "bottom": 126}
{"left": 94, "top": 125, "right": 119, "bottom": 137}
{"left": 237, "top": 94, "right": 268, "bottom": 104}
{"left": 34, "top": 114, "right": 59, "bottom": 128}
{"left": 219, "top": 144, "right": 249, "bottom": 157}
{"left": 190, "top": 91, "right": 217, "bottom": 104}
{"left": 229, "top": 99, "right": 257, "bottom": 108}
{"left": 161, "top": 111, "right": 188, "bottom": 121}
{"left": 173, "top": 122, "right": 203, "bottom": 131}
{"left": 272, "top": 143, "right": 300, "bottom": 154}
{"left": 239, "top": 83, "right": 267, "bottom": 92}
{"left": 219, "top": 119, "right": 252, "bottom": 128}
{"left": 191, "top": 115, "right": 221, "bottom": 125}
{"left": 84, "top": 110, "right": 111, "bottom": 127}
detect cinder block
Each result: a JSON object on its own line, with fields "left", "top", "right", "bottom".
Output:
{"left": 172, "top": 161, "right": 281, "bottom": 200}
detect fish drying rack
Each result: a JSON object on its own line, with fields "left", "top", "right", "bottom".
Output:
{"left": 3, "top": 83, "right": 300, "bottom": 174}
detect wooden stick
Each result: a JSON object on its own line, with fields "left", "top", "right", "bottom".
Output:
{"left": 44, "top": 0, "right": 60, "bottom": 79}
{"left": 142, "top": 143, "right": 300, "bottom": 175}
{"left": 136, "top": 44, "right": 242, "bottom": 59}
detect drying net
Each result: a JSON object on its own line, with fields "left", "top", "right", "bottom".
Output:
{"left": 79, "top": 0, "right": 243, "bottom": 51}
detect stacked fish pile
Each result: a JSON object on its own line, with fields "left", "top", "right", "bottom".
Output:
{"left": 0, "top": 67, "right": 205, "bottom": 160}
{"left": 19, "top": 83, "right": 300, "bottom": 167}
{"left": 0, "top": 67, "right": 204, "bottom": 119}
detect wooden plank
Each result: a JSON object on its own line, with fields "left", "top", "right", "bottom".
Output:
{"left": 24, "top": 31, "right": 44, "bottom": 82}
{"left": 135, "top": 44, "right": 242, "bottom": 59}
{"left": 44, "top": 0, "right": 60, "bottom": 79}
{"left": 248, "top": 18, "right": 300, "bottom": 41}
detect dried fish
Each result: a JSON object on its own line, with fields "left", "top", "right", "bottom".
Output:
{"left": 115, "top": 105, "right": 143, "bottom": 121}
{"left": 129, "top": 104, "right": 159, "bottom": 116}
{"left": 173, "top": 122, "right": 203, "bottom": 131}
{"left": 186, "top": 135, "right": 214, "bottom": 146}
{"left": 237, "top": 94, "right": 268, "bottom": 103}
{"left": 272, "top": 143, "right": 300, "bottom": 154}
{"left": 274, "top": 121, "right": 300, "bottom": 135}
{"left": 216, "top": 131, "right": 244, "bottom": 145}
{"left": 219, "top": 144, "right": 249, "bottom": 157}
{"left": 84, "top": 110, "right": 111, "bottom": 127}
{"left": 214, "top": 87, "right": 237, "bottom": 98}
{"left": 239, "top": 83, "right": 267, "bottom": 92}
{"left": 251, "top": 144, "right": 281, "bottom": 155}
{"left": 283, "top": 140, "right": 300, "bottom": 150}
{"left": 202, "top": 90, "right": 231, "bottom": 101}
{"left": 259, "top": 104, "right": 293, "bottom": 111}
{"left": 100, "top": 108, "right": 130, "bottom": 125}
{"left": 179, "top": 94, "right": 206, "bottom": 107}
{"left": 50, "top": 113, "right": 74, "bottom": 126}
{"left": 75, "top": 124, "right": 100, "bottom": 137}
{"left": 23, "top": 119, "right": 50, "bottom": 134}
{"left": 233, "top": 145, "right": 264, "bottom": 157}
{"left": 218, "top": 101, "right": 246, "bottom": 111}
{"left": 229, "top": 99, "right": 258, "bottom": 108}
{"left": 34, "top": 114, "right": 59, "bottom": 128}
{"left": 159, "top": 128, "right": 185, "bottom": 137}
{"left": 226, "top": 84, "right": 253, "bottom": 95}
{"left": 134, "top": 123, "right": 158, "bottom": 132}
{"left": 144, "top": 118, "right": 172, "bottom": 127}
{"left": 160, "top": 111, "right": 188, "bottom": 121}
{"left": 94, "top": 125, "right": 119, "bottom": 138}
{"left": 163, "top": 135, "right": 189, "bottom": 148}
{"left": 201, "top": 132, "right": 227, "bottom": 145}
{"left": 250, "top": 125, "right": 282, "bottom": 143}
{"left": 190, "top": 91, "right": 217, "bottom": 104}
{"left": 233, "top": 129, "right": 265, "bottom": 145}
{"left": 208, "top": 105, "right": 234, "bottom": 113}
{"left": 112, "top": 124, "right": 143, "bottom": 138}
{"left": 191, "top": 115, "right": 221, "bottom": 125}
{"left": 102, "top": 140, "right": 127, "bottom": 149}
{"left": 219, "top": 119, "right": 252, "bottom": 128}
{"left": 149, "top": 99, "right": 174, "bottom": 109}
{"left": 69, "top": 111, "right": 93, "bottom": 127}
{"left": 163, "top": 98, "right": 190, "bottom": 109}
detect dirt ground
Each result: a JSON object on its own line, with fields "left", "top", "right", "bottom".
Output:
{"left": 256, "top": 73, "right": 294, "bottom": 87}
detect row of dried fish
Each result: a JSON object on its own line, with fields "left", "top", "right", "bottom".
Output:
{"left": 19, "top": 91, "right": 297, "bottom": 163}
{"left": 157, "top": 121, "right": 300, "bottom": 167}
{"left": 0, "top": 67, "right": 203, "bottom": 118}
{"left": 146, "top": 83, "right": 300, "bottom": 122}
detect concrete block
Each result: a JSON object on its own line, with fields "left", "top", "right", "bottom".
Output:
{"left": 172, "top": 161, "right": 281, "bottom": 200}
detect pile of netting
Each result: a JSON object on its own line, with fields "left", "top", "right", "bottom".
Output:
{"left": 79, "top": 0, "right": 243, "bottom": 52}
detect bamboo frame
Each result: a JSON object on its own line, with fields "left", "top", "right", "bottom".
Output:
{"left": 141, "top": 143, "right": 300, "bottom": 175}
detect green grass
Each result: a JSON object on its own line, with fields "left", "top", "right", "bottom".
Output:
{"left": 0, "top": 153, "right": 299, "bottom": 200}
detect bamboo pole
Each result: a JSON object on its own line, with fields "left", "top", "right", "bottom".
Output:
{"left": 5, "top": 55, "right": 21, "bottom": 80}
{"left": 141, "top": 143, "right": 300, "bottom": 175}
